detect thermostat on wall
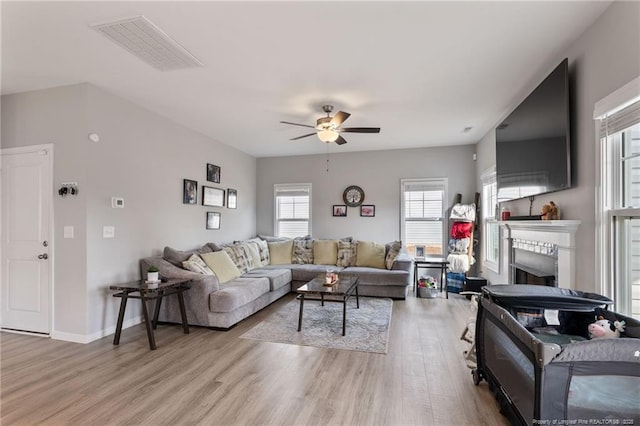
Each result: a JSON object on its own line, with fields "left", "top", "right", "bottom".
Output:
{"left": 112, "top": 197, "right": 124, "bottom": 208}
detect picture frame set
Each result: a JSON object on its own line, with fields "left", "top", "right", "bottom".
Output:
{"left": 415, "top": 245, "right": 425, "bottom": 259}
{"left": 183, "top": 164, "right": 239, "bottom": 229}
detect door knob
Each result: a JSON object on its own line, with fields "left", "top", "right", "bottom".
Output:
{"left": 38, "top": 253, "right": 48, "bottom": 260}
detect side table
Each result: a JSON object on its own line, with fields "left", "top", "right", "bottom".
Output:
{"left": 414, "top": 257, "right": 450, "bottom": 299}
{"left": 109, "top": 279, "right": 191, "bottom": 350}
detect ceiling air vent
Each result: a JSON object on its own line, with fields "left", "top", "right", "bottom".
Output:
{"left": 90, "top": 16, "right": 203, "bottom": 71}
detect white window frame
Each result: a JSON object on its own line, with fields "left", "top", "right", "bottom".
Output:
{"left": 594, "top": 76, "right": 640, "bottom": 317}
{"left": 400, "top": 178, "right": 448, "bottom": 256}
{"left": 481, "top": 166, "right": 500, "bottom": 273}
{"left": 273, "top": 183, "right": 312, "bottom": 238}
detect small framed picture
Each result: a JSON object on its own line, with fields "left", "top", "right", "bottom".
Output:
{"left": 206, "top": 163, "right": 221, "bottom": 183}
{"left": 415, "top": 245, "right": 425, "bottom": 258}
{"left": 206, "top": 212, "right": 221, "bottom": 230}
{"left": 227, "top": 188, "right": 237, "bottom": 209}
{"left": 183, "top": 179, "right": 197, "bottom": 205}
{"left": 333, "top": 205, "right": 347, "bottom": 217}
{"left": 203, "top": 186, "right": 225, "bottom": 207}
{"left": 360, "top": 204, "right": 375, "bottom": 217}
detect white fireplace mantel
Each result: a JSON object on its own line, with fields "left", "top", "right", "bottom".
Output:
{"left": 499, "top": 220, "right": 581, "bottom": 289}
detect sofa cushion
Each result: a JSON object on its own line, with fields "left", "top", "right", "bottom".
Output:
{"left": 247, "top": 238, "right": 270, "bottom": 265}
{"left": 356, "top": 241, "right": 386, "bottom": 269}
{"left": 337, "top": 240, "right": 357, "bottom": 267}
{"left": 163, "top": 245, "right": 212, "bottom": 268}
{"left": 243, "top": 268, "right": 292, "bottom": 291}
{"left": 268, "top": 240, "right": 293, "bottom": 264}
{"left": 201, "top": 251, "right": 241, "bottom": 284}
{"left": 182, "top": 254, "right": 214, "bottom": 275}
{"left": 313, "top": 239, "right": 338, "bottom": 265}
{"left": 292, "top": 237, "right": 314, "bottom": 264}
{"left": 245, "top": 242, "right": 263, "bottom": 268}
{"left": 343, "top": 266, "right": 409, "bottom": 287}
{"left": 385, "top": 240, "right": 402, "bottom": 270}
{"left": 258, "top": 234, "right": 292, "bottom": 243}
{"left": 288, "top": 264, "right": 344, "bottom": 283}
{"left": 209, "top": 277, "right": 270, "bottom": 313}
{"left": 222, "top": 243, "right": 252, "bottom": 274}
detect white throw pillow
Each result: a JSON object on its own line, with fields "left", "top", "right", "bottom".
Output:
{"left": 200, "top": 251, "right": 241, "bottom": 284}
{"left": 182, "top": 254, "right": 214, "bottom": 275}
{"left": 246, "top": 242, "right": 263, "bottom": 268}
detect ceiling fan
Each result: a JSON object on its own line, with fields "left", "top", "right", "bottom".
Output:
{"left": 280, "top": 105, "right": 381, "bottom": 145}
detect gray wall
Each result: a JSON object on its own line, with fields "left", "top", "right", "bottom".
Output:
{"left": 2, "top": 83, "right": 257, "bottom": 338}
{"left": 257, "top": 145, "right": 477, "bottom": 243}
{"left": 475, "top": 1, "right": 640, "bottom": 291}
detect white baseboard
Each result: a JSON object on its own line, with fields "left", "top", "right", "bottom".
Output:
{"left": 51, "top": 316, "right": 142, "bottom": 344}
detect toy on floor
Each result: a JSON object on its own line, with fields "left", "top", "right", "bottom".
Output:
{"left": 588, "top": 316, "right": 626, "bottom": 339}
{"left": 541, "top": 201, "right": 559, "bottom": 220}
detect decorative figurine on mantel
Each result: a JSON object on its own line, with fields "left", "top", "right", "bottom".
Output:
{"left": 540, "top": 201, "right": 559, "bottom": 220}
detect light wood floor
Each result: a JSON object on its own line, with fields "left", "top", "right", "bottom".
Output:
{"left": 1, "top": 293, "right": 508, "bottom": 425}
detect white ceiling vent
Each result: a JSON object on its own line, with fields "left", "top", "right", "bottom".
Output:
{"left": 91, "top": 16, "right": 203, "bottom": 71}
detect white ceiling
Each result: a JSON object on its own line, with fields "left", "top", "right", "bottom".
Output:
{"left": 1, "top": 1, "right": 613, "bottom": 158}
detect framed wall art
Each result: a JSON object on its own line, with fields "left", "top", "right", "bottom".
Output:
{"left": 332, "top": 205, "right": 347, "bottom": 217}
{"left": 183, "top": 179, "right": 197, "bottom": 205}
{"left": 202, "top": 186, "right": 225, "bottom": 207}
{"left": 227, "top": 188, "right": 237, "bottom": 209}
{"left": 206, "top": 212, "right": 221, "bottom": 230}
{"left": 360, "top": 204, "right": 375, "bottom": 217}
{"left": 206, "top": 163, "right": 221, "bottom": 183}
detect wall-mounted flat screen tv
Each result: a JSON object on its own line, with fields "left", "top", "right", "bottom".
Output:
{"left": 496, "top": 58, "right": 571, "bottom": 202}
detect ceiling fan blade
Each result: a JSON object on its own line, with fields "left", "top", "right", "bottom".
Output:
{"left": 334, "top": 135, "right": 348, "bottom": 145}
{"left": 340, "top": 127, "right": 381, "bottom": 133}
{"left": 330, "top": 111, "right": 351, "bottom": 126}
{"left": 280, "top": 121, "right": 316, "bottom": 129}
{"left": 290, "top": 132, "right": 317, "bottom": 141}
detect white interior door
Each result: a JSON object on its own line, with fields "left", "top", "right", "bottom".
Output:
{"left": 1, "top": 145, "right": 53, "bottom": 334}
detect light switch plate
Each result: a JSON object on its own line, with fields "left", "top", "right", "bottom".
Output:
{"left": 64, "top": 226, "right": 74, "bottom": 239}
{"left": 103, "top": 226, "right": 115, "bottom": 238}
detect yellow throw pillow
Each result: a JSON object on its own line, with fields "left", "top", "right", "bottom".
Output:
{"left": 356, "top": 241, "right": 386, "bottom": 268}
{"left": 200, "top": 251, "right": 241, "bottom": 284}
{"left": 313, "top": 239, "right": 339, "bottom": 265}
{"left": 268, "top": 240, "right": 294, "bottom": 265}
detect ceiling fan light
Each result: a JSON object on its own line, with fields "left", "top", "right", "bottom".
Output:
{"left": 318, "top": 129, "right": 339, "bottom": 143}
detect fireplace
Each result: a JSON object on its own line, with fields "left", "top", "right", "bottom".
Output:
{"left": 500, "top": 220, "right": 580, "bottom": 289}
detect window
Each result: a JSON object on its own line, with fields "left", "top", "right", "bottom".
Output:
{"left": 595, "top": 77, "right": 640, "bottom": 319}
{"left": 482, "top": 167, "right": 500, "bottom": 272}
{"left": 401, "top": 178, "right": 447, "bottom": 256}
{"left": 274, "top": 183, "right": 311, "bottom": 238}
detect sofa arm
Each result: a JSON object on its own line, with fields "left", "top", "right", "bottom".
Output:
{"left": 140, "top": 256, "right": 220, "bottom": 326}
{"left": 391, "top": 254, "right": 413, "bottom": 273}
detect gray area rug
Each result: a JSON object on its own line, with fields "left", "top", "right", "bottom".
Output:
{"left": 240, "top": 297, "right": 393, "bottom": 354}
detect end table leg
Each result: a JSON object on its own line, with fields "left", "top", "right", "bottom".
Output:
{"left": 444, "top": 266, "right": 449, "bottom": 299}
{"left": 152, "top": 290, "right": 163, "bottom": 330}
{"left": 177, "top": 289, "right": 190, "bottom": 334}
{"left": 113, "top": 294, "right": 128, "bottom": 345}
{"left": 297, "top": 296, "right": 304, "bottom": 332}
{"left": 342, "top": 300, "right": 347, "bottom": 336}
{"left": 140, "top": 295, "right": 156, "bottom": 350}
{"left": 356, "top": 285, "right": 360, "bottom": 309}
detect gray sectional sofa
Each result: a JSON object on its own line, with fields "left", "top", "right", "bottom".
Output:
{"left": 139, "top": 238, "right": 412, "bottom": 329}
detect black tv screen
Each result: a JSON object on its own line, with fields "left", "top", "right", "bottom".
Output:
{"left": 496, "top": 58, "right": 571, "bottom": 202}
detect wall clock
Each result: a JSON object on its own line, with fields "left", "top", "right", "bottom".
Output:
{"left": 343, "top": 185, "right": 365, "bottom": 207}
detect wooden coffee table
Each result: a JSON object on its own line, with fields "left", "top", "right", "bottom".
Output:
{"left": 109, "top": 278, "right": 191, "bottom": 350}
{"left": 296, "top": 274, "right": 359, "bottom": 336}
